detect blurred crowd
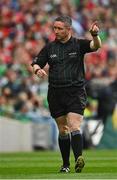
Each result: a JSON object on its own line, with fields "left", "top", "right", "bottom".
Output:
{"left": 0, "top": 0, "right": 117, "bottom": 125}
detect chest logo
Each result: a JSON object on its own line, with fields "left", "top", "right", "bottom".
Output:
{"left": 68, "top": 52, "right": 77, "bottom": 56}
{"left": 50, "top": 54, "right": 57, "bottom": 58}
{"left": 68, "top": 52, "right": 77, "bottom": 58}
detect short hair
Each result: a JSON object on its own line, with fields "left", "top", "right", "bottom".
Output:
{"left": 54, "top": 15, "right": 72, "bottom": 27}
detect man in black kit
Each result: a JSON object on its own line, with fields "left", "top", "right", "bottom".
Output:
{"left": 31, "top": 15, "right": 101, "bottom": 173}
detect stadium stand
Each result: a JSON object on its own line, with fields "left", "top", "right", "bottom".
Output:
{"left": 0, "top": 0, "right": 117, "bottom": 149}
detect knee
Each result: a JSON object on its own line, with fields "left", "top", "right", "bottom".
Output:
{"left": 70, "top": 126, "right": 80, "bottom": 132}
{"left": 67, "top": 113, "right": 83, "bottom": 132}
{"left": 68, "top": 120, "right": 82, "bottom": 132}
{"left": 58, "top": 125, "right": 69, "bottom": 135}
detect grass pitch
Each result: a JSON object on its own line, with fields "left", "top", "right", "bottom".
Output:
{"left": 0, "top": 149, "right": 117, "bottom": 179}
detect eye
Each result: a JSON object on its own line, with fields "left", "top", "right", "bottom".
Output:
{"left": 53, "top": 26, "right": 64, "bottom": 31}
{"left": 58, "top": 27, "right": 64, "bottom": 30}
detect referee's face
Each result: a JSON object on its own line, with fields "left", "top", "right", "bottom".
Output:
{"left": 53, "top": 21, "right": 71, "bottom": 42}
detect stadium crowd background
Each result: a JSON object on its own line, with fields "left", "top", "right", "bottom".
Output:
{"left": 0, "top": 0, "right": 117, "bottom": 142}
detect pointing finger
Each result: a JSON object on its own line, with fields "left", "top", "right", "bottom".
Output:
{"left": 92, "top": 25, "right": 99, "bottom": 31}
{"left": 91, "top": 21, "right": 99, "bottom": 29}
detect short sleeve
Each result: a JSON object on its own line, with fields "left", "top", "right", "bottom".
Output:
{"left": 79, "top": 39, "right": 94, "bottom": 54}
{"left": 31, "top": 45, "right": 48, "bottom": 68}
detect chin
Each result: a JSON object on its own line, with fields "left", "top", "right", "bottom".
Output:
{"left": 56, "top": 35, "right": 61, "bottom": 39}
{"left": 56, "top": 37, "right": 60, "bottom": 40}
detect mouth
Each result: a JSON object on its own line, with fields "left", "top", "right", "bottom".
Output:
{"left": 55, "top": 34, "right": 61, "bottom": 39}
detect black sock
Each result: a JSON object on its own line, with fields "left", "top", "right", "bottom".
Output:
{"left": 58, "top": 133, "right": 70, "bottom": 167}
{"left": 71, "top": 130, "right": 83, "bottom": 161}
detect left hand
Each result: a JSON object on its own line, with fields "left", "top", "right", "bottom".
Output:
{"left": 89, "top": 21, "right": 99, "bottom": 36}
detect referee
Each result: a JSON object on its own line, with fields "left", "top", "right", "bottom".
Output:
{"left": 31, "top": 15, "right": 101, "bottom": 173}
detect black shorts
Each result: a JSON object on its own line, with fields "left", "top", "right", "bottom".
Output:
{"left": 47, "top": 86, "right": 87, "bottom": 118}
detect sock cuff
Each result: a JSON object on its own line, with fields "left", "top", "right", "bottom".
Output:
{"left": 71, "top": 130, "right": 81, "bottom": 136}
{"left": 59, "top": 133, "right": 70, "bottom": 140}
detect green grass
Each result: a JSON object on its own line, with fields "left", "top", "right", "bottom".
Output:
{"left": 0, "top": 149, "right": 117, "bottom": 179}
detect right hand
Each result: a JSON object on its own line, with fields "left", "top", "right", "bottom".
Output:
{"left": 33, "top": 64, "right": 48, "bottom": 78}
{"left": 36, "top": 68, "right": 48, "bottom": 78}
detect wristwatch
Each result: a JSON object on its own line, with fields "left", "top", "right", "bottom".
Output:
{"left": 90, "top": 31, "right": 98, "bottom": 36}
{"left": 35, "top": 68, "right": 41, "bottom": 75}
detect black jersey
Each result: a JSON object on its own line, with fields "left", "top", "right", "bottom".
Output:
{"left": 31, "top": 37, "right": 95, "bottom": 88}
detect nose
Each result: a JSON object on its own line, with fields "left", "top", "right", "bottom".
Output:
{"left": 54, "top": 29, "right": 59, "bottom": 34}
{"left": 53, "top": 27, "right": 59, "bottom": 33}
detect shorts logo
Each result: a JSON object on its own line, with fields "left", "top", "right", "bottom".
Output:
{"left": 50, "top": 54, "right": 57, "bottom": 58}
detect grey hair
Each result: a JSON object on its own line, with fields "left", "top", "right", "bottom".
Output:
{"left": 54, "top": 15, "right": 72, "bottom": 27}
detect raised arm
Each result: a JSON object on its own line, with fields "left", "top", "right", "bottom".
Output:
{"left": 89, "top": 21, "right": 102, "bottom": 50}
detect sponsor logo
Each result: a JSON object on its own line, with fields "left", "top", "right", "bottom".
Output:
{"left": 50, "top": 54, "right": 57, "bottom": 58}
{"left": 33, "top": 57, "right": 38, "bottom": 62}
{"left": 68, "top": 52, "right": 77, "bottom": 56}
{"left": 68, "top": 52, "right": 77, "bottom": 58}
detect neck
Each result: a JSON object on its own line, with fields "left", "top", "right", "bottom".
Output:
{"left": 60, "top": 33, "right": 72, "bottom": 43}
